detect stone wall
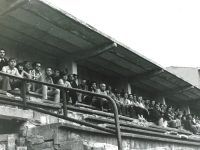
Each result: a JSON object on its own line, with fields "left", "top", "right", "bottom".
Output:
{"left": 22, "top": 123, "right": 200, "bottom": 150}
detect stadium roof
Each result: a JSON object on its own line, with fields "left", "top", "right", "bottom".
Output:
{"left": 0, "top": 0, "right": 200, "bottom": 107}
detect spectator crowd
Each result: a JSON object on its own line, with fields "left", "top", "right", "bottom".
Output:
{"left": 0, "top": 49, "right": 200, "bottom": 134}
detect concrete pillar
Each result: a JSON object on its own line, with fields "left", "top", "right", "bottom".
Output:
{"left": 59, "top": 58, "right": 77, "bottom": 74}
{"left": 127, "top": 83, "right": 132, "bottom": 94}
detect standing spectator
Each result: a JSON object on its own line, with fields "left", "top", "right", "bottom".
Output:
{"left": 0, "top": 49, "right": 8, "bottom": 85}
{"left": 73, "top": 74, "right": 79, "bottom": 86}
{"left": 128, "top": 94, "right": 137, "bottom": 118}
{"left": 148, "top": 100, "right": 156, "bottom": 122}
{"left": 124, "top": 92, "right": 131, "bottom": 116}
{"left": 0, "top": 49, "right": 8, "bottom": 70}
{"left": 106, "top": 85, "right": 116, "bottom": 111}
{"left": 68, "top": 74, "right": 78, "bottom": 105}
{"left": 38, "top": 68, "right": 60, "bottom": 103}
{"left": 58, "top": 73, "right": 71, "bottom": 103}
{"left": 115, "top": 91, "right": 123, "bottom": 114}
{"left": 1, "top": 58, "right": 22, "bottom": 91}
{"left": 151, "top": 102, "right": 163, "bottom": 126}
{"left": 52, "top": 69, "right": 61, "bottom": 84}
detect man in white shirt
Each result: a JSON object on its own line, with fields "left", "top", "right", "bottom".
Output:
{"left": 1, "top": 58, "right": 22, "bottom": 91}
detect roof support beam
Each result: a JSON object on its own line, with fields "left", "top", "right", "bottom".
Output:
{"left": 74, "top": 43, "right": 117, "bottom": 61}
{"left": 0, "top": 0, "right": 27, "bottom": 16}
{"left": 130, "top": 69, "right": 164, "bottom": 83}
{"left": 158, "top": 85, "right": 194, "bottom": 97}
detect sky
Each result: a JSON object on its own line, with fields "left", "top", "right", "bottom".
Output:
{"left": 46, "top": 0, "right": 200, "bottom": 68}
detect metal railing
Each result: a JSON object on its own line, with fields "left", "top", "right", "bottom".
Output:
{"left": 0, "top": 71, "right": 122, "bottom": 150}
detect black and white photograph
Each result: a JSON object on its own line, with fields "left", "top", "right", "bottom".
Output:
{"left": 0, "top": 0, "right": 200, "bottom": 150}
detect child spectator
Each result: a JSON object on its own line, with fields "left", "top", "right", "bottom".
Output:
{"left": 1, "top": 58, "right": 22, "bottom": 91}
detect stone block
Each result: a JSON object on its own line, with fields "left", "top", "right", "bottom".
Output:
{"left": 0, "top": 106, "right": 33, "bottom": 120}
{"left": 26, "top": 135, "right": 44, "bottom": 145}
{"left": 28, "top": 141, "right": 54, "bottom": 150}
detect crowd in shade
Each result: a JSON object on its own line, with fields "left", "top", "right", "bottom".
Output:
{"left": 1, "top": 49, "right": 200, "bottom": 134}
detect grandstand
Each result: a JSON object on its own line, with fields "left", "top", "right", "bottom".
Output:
{"left": 0, "top": 0, "right": 200, "bottom": 150}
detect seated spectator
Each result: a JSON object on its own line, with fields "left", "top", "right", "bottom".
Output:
{"left": 175, "top": 113, "right": 183, "bottom": 129}
{"left": 135, "top": 96, "right": 148, "bottom": 119}
{"left": 78, "top": 79, "right": 88, "bottom": 102}
{"left": 52, "top": 69, "right": 61, "bottom": 84}
{"left": 16, "top": 63, "right": 31, "bottom": 78}
{"left": 30, "top": 62, "right": 43, "bottom": 91}
{"left": 128, "top": 94, "right": 137, "bottom": 118}
{"left": 22, "top": 61, "right": 33, "bottom": 91}
{"left": 184, "top": 114, "right": 199, "bottom": 134}
{"left": 92, "top": 83, "right": 109, "bottom": 111}
{"left": 106, "top": 85, "right": 116, "bottom": 100}
{"left": 37, "top": 68, "right": 60, "bottom": 103}
{"left": 23, "top": 61, "right": 32, "bottom": 77}
{"left": 68, "top": 74, "right": 78, "bottom": 105}
{"left": 164, "top": 106, "right": 176, "bottom": 128}
{"left": 84, "top": 81, "right": 97, "bottom": 105}
{"left": 1, "top": 58, "right": 22, "bottom": 91}
{"left": 58, "top": 73, "right": 71, "bottom": 88}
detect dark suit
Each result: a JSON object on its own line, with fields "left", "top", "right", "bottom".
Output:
{"left": 0, "top": 58, "right": 8, "bottom": 71}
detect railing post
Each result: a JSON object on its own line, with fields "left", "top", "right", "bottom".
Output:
{"left": 62, "top": 89, "right": 67, "bottom": 118}
{"left": 21, "top": 80, "right": 27, "bottom": 109}
{"left": 109, "top": 98, "right": 122, "bottom": 150}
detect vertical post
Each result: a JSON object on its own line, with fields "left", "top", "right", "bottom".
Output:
{"left": 21, "top": 80, "right": 27, "bottom": 109}
{"left": 62, "top": 89, "right": 67, "bottom": 118}
{"left": 110, "top": 98, "right": 122, "bottom": 150}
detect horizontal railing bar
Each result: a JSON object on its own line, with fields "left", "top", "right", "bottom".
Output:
{"left": 0, "top": 71, "right": 122, "bottom": 150}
